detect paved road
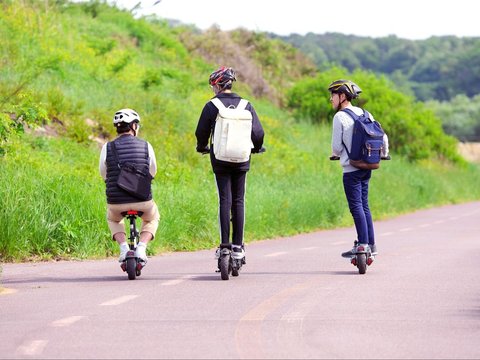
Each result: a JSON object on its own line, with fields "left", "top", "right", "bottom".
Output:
{"left": 1, "top": 201, "right": 479, "bottom": 359}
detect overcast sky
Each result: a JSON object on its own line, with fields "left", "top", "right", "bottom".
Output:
{"left": 107, "top": 0, "right": 480, "bottom": 40}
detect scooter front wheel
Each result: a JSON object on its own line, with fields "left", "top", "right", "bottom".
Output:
{"left": 219, "top": 255, "right": 230, "bottom": 280}
{"left": 356, "top": 253, "right": 367, "bottom": 274}
{"left": 126, "top": 258, "right": 137, "bottom": 280}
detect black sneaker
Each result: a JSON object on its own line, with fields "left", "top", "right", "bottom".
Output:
{"left": 341, "top": 241, "right": 358, "bottom": 258}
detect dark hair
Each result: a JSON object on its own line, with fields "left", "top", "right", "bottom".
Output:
{"left": 115, "top": 122, "right": 136, "bottom": 134}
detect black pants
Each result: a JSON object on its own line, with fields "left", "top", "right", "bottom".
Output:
{"left": 214, "top": 171, "right": 247, "bottom": 246}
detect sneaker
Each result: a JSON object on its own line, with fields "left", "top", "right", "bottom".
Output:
{"left": 214, "top": 247, "right": 221, "bottom": 259}
{"left": 341, "top": 241, "right": 357, "bottom": 258}
{"left": 370, "top": 244, "right": 378, "bottom": 256}
{"left": 231, "top": 245, "right": 245, "bottom": 260}
{"left": 118, "top": 245, "right": 130, "bottom": 262}
{"left": 135, "top": 243, "right": 148, "bottom": 264}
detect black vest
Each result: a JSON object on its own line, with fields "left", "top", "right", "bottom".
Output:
{"left": 105, "top": 135, "right": 152, "bottom": 204}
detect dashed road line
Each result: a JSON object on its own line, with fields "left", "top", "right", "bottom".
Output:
{"left": 16, "top": 340, "right": 48, "bottom": 357}
{"left": 161, "top": 275, "right": 192, "bottom": 286}
{"left": 51, "top": 315, "right": 85, "bottom": 327}
{"left": 100, "top": 295, "right": 139, "bottom": 306}
{"left": 265, "top": 251, "right": 288, "bottom": 257}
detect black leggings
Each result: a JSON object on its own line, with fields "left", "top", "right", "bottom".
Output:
{"left": 214, "top": 171, "right": 247, "bottom": 246}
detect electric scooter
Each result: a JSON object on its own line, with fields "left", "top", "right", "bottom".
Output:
{"left": 217, "top": 243, "right": 246, "bottom": 280}
{"left": 120, "top": 210, "right": 144, "bottom": 280}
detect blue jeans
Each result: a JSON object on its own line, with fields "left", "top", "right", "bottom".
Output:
{"left": 342, "top": 170, "right": 375, "bottom": 245}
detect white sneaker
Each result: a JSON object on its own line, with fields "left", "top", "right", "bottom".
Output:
{"left": 231, "top": 246, "right": 245, "bottom": 260}
{"left": 214, "top": 247, "right": 221, "bottom": 259}
{"left": 135, "top": 243, "right": 148, "bottom": 264}
{"left": 118, "top": 244, "right": 130, "bottom": 262}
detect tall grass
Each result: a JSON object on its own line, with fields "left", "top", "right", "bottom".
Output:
{"left": 1, "top": 120, "right": 479, "bottom": 262}
{"left": 1, "top": 1, "right": 479, "bottom": 263}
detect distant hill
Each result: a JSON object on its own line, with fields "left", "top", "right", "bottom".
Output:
{"left": 271, "top": 32, "right": 480, "bottom": 102}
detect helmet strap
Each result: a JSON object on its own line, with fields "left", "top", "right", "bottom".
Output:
{"left": 336, "top": 94, "right": 348, "bottom": 111}
{"left": 129, "top": 122, "right": 139, "bottom": 137}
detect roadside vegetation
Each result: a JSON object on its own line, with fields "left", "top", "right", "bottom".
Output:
{"left": 0, "top": 0, "right": 479, "bottom": 262}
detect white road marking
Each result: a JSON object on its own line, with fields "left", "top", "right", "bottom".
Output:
{"left": 419, "top": 223, "right": 431, "bottom": 228}
{"left": 161, "top": 275, "right": 192, "bottom": 286}
{"left": 434, "top": 220, "right": 445, "bottom": 224}
{"left": 265, "top": 251, "right": 288, "bottom": 257}
{"left": 300, "top": 247, "right": 318, "bottom": 250}
{"left": 16, "top": 340, "right": 48, "bottom": 357}
{"left": 380, "top": 232, "right": 394, "bottom": 236}
{"left": 399, "top": 227, "right": 413, "bottom": 232}
{"left": 100, "top": 295, "right": 139, "bottom": 306}
{"left": 51, "top": 316, "right": 84, "bottom": 327}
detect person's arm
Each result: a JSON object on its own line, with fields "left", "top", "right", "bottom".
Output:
{"left": 249, "top": 104, "right": 265, "bottom": 152}
{"left": 195, "top": 102, "right": 215, "bottom": 152}
{"left": 99, "top": 143, "right": 107, "bottom": 180}
{"left": 148, "top": 142, "right": 157, "bottom": 178}
{"left": 382, "top": 133, "right": 389, "bottom": 156}
{"left": 331, "top": 114, "right": 344, "bottom": 156}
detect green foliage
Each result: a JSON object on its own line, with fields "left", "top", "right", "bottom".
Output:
{"left": 276, "top": 32, "right": 480, "bottom": 102}
{"left": 286, "top": 67, "right": 462, "bottom": 162}
{"left": 0, "top": 0, "right": 478, "bottom": 263}
{"left": 426, "top": 94, "right": 480, "bottom": 141}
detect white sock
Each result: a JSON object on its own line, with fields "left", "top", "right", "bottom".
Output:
{"left": 137, "top": 242, "right": 147, "bottom": 248}
{"left": 119, "top": 242, "right": 129, "bottom": 251}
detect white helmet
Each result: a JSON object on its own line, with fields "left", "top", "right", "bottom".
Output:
{"left": 113, "top": 108, "right": 140, "bottom": 125}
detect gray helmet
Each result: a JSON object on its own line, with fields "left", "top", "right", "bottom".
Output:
{"left": 328, "top": 79, "right": 362, "bottom": 99}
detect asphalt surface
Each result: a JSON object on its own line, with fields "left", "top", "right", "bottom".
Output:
{"left": 1, "top": 201, "right": 479, "bottom": 359}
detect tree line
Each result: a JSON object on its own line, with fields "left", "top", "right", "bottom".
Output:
{"left": 272, "top": 32, "right": 480, "bottom": 141}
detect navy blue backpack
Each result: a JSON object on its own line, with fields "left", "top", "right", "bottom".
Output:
{"left": 342, "top": 108, "right": 385, "bottom": 170}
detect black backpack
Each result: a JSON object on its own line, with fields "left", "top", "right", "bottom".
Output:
{"left": 342, "top": 108, "right": 385, "bottom": 170}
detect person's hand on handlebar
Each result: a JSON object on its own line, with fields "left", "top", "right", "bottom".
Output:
{"left": 196, "top": 145, "right": 210, "bottom": 155}
{"left": 329, "top": 155, "right": 340, "bottom": 160}
{"left": 252, "top": 146, "right": 266, "bottom": 154}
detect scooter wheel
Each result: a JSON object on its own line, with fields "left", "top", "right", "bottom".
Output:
{"left": 219, "top": 255, "right": 230, "bottom": 280}
{"left": 356, "top": 254, "right": 367, "bottom": 275}
{"left": 126, "top": 257, "right": 137, "bottom": 280}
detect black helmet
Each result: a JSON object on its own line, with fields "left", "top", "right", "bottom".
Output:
{"left": 209, "top": 66, "right": 236, "bottom": 89}
{"left": 328, "top": 79, "right": 362, "bottom": 99}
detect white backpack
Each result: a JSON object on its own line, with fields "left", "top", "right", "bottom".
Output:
{"left": 211, "top": 98, "right": 253, "bottom": 163}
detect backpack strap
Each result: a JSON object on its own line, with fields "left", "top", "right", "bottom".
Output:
{"left": 237, "top": 99, "right": 249, "bottom": 110}
{"left": 341, "top": 107, "right": 360, "bottom": 120}
{"left": 210, "top": 97, "right": 249, "bottom": 110}
{"left": 109, "top": 141, "right": 120, "bottom": 166}
{"left": 342, "top": 108, "right": 371, "bottom": 122}
{"left": 339, "top": 108, "right": 363, "bottom": 158}
{"left": 210, "top": 97, "right": 226, "bottom": 110}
